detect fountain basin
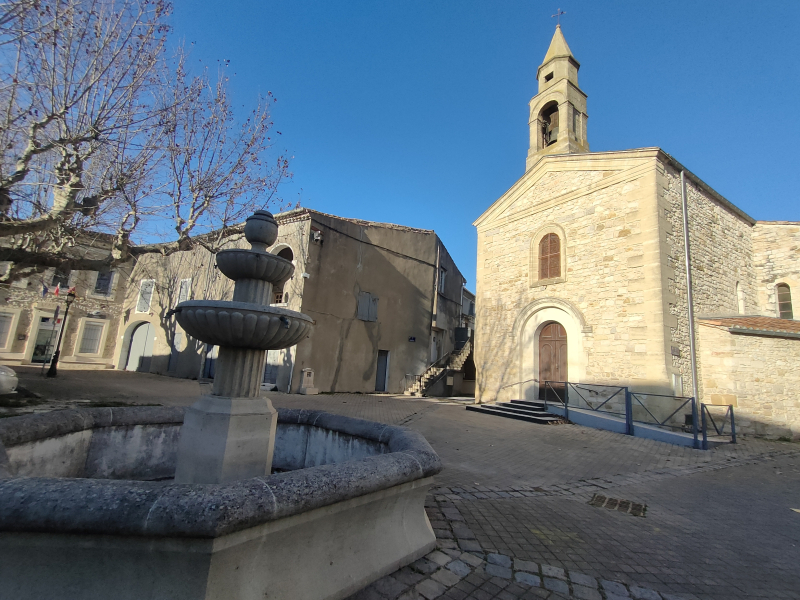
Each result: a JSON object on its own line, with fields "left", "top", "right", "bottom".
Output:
{"left": 215, "top": 249, "right": 294, "bottom": 283}
{"left": 174, "top": 300, "right": 313, "bottom": 349}
{"left": 0, "top": 406, "right": 441, "bottom": 600}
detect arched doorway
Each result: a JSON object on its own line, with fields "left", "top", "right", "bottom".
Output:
{"left": 272, "top": 246, "right": 294, "bottom": 304}
{"left": 124, "top": 321, "right": 154, "bottom": 372}
{"left": 538, "top": 321, "right": 567, "bottom": 400}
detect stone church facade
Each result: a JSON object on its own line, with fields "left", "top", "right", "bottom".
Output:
{"left": 474, "top": 26, "right": 800, "bottom": 439}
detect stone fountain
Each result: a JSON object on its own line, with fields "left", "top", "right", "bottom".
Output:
{"left": 172, "top": 209, "right": 312, "bottom": 484}
{"left": 0, "top": 211, "right": 441, "bottom": 600}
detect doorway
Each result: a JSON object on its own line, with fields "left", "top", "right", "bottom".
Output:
{"left": 31, "top": 316, "right": 59, "bottom": 363}
{"left": 125, "top": 322, "right": 154, "bottom": 372}
{"left": 375, "top": 350, "right": 389, "bottom": 392}
{"left": 538, "top": 321, "right": 567, "bottom": 400}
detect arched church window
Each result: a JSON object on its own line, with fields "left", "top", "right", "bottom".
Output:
{"left": 539, "top": 233, "right": 561, "bottom": 280}
{"left": 540, "top": 102, "right": 559, "bottom": 147}
{"left": 272, "top": 247, "right": 294, "bottom": 304}
{"left": 777, "top": 283, "right": 793, "bottom": 319}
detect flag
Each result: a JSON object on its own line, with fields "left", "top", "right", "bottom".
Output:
{"left": 67, "top": 286, "right": 76, "bottom": 295}
{"left": 54, "top": 286, "right": 59, "bottom": 297}
{"left": 41, "top": 283, "right": 48, "bottom": 298}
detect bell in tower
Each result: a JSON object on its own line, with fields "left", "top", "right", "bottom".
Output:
{"left": 526, "top": 25, "right": 590, "bottom": 170}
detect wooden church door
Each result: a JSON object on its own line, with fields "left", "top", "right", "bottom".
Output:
{"left": 538, "top": 322, "right": 567, "bottom": 400}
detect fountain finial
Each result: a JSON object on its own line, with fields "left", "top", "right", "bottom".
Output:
{"left": 244, "top": 210, "right": 278, "bottom": 250}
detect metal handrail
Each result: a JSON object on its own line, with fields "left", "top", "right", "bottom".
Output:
{"left": 498, "top": 377, "right": 540, "bottom": 391}
{"left": 404, "top": 340, "right": 472, "bottom": 394}
{"left": 630, "top": 393, "right": 694, "bottom": 430}
{"left": 701, "top": 404, "right": 736, "bottom": 449}
{"left": 544, "top": 380, "right": 701, "bottom": 449}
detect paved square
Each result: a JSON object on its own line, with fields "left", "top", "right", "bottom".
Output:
{"left": 8, "top": 370, "right": 800, "bottom": 599}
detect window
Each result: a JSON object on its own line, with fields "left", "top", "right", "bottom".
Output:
{"left": 52, "top": 268, "right": 71, "bottom": 289}
{"left": 94, "top": 271, "right": 113, "bottom": 295}
{"left": 539, "top": 233, "right": 561, "bottom": 280}
{"left": 438, "top": 268, "right": 447, "bottom": 294}
{"left": 0, "top": 312, "right": 13, "bottom": 348}
{"left": 777, "top": 283, "right": 793, "bottom": 319}
{"left": 78, "top": 322, "right": 104, "bottom": 354}
{"left": 357, "top": 291, "right": 378, "bottom": 322}
{"left": 544, "top": 72, "right": 554, "bottom": 82}
{"left": 177, "top": 278, "right": 192, "bottom": 304}
{"left": 136, "top": 279, "right": 155, "bottom": 313}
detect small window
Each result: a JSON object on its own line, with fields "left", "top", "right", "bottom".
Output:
{"left": 136, "top": 279, "right": 155, "bottom": 313}
{"left": 52, "top": 268, "right": 71, "bottom": 289}
{"left": 94, "top": 271, "right": 113, "bottom": 295}
{"left": 544, "top": 72, "right": 554, "bottom": 82}
{"left": 0, "top": 312, "right": 13, "bottom": 348}
{"left": 777, "top": 283, "right": 793, "bottom": 319}
{"left": 357, "top": 291, "right": 378, "bottom": 322}
{"left": 177, "top": 278, "right": 192, "bottom": 304}
{"left": 438, "top": 268, "right": 447, "bottom": 294}
{"left": 539, "top": 233, "right": 561, "bottom": 280}
{"left": 78, "top": 322, "right": 104, "bottom": 354}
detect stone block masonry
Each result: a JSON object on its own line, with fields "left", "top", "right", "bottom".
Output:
{"left": 698, "top": 323, "right": 800, "bottom": 439}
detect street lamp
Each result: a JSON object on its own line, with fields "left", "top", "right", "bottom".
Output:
{"left": 46, "top": 290, "right": 77, "bottom": 378}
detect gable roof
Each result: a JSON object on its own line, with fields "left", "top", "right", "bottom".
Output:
{"left": 473, "top": 147, "right": 756, "bottom": 229}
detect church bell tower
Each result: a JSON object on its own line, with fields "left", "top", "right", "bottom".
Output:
{"left": 526, "top": 25, "right": 590, "bottom": 170}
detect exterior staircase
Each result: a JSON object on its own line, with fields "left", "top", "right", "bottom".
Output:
{"left": 405, "top": 340, "right": 471, "bottom": 396}
{"left": 465, "top": 399, "right": 564, "bottom": 425}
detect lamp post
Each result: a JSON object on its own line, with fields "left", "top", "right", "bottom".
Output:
{"left": 46, "top": 290, "right": 77, "bottom": 378}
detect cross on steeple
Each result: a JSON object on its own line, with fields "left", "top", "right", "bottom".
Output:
{"left": 551, "top": 8, "right": 566, "bottom": 25}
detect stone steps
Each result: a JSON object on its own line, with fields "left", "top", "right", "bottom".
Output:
{"left": 466, "top": 400, "right": 564, "bottom": 425}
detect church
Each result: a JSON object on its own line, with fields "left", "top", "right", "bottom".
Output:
{"left": 473, "top": 26, "right": 800, "bottom": 439}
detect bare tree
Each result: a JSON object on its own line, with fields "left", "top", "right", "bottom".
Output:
{"left": 0, "top": 0, "right": 290, "bottom": 282}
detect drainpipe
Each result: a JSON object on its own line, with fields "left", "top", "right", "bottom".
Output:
{"left": 680, "top": 171, "right": 700, "bottom": 406}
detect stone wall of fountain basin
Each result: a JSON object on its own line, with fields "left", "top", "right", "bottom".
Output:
{"left": 0, "top": 406, "right": 442, "bottom": 600}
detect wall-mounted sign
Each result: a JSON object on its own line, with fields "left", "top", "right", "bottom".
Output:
{"left": 408, "top": 337, "right": 416, "bottom": 342}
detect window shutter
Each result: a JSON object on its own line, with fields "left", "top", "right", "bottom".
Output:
{"left": 357, "top": 291, "right": 371, "bottom": 321}
{"left": 369, "top": 295, "right": 379, "bottom": 322}
{"left": 178, "top": 279, "right": 191, "bottom": 304}
{"left": 137, "top": 280, "right": 154, "bottom": 313}
{"left": 79, "top": 322, "right": 103, "bottom": 354}
{"left": 539, "top": 233, "right": 561, "bottom": 280}
{"left": 94, "top": 271, "right": 113, "bottom": 295}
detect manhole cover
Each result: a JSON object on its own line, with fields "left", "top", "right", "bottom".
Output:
{"left": 588, "top": 494, "right": 646, "bottom": 517}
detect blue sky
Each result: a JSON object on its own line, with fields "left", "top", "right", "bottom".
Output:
{"left": 170, "top": 0, "right": 800, "bottom": 287}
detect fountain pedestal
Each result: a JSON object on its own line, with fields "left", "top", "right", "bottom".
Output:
{"left": 173, "top": 211, "right": 313, "bottom": 484}
{"left": 174, "top": 395, "right": 277, "bottom": 484}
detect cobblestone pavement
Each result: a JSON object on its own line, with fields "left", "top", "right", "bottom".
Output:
{"left": 6, "top": 372, "right": 800, "bottom": 599}
{"left": 266, "top": 393, "right": 800, "bottom": 600}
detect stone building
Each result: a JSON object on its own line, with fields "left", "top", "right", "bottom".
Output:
{"left": 0, "top": 244, "right": 129, "bottom": 371}
{"left": 473, "top": 26, "right": 800, "bottom": 438}
{"left": 122, "top": 208, "right": 469, "bottom": 395}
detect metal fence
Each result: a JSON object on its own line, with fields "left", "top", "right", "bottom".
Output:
{"left": 700, "top": 403, "right": 737, "bottom": 449}
{"left": 542, "top": 380, "right": 726, "bottom": 450}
